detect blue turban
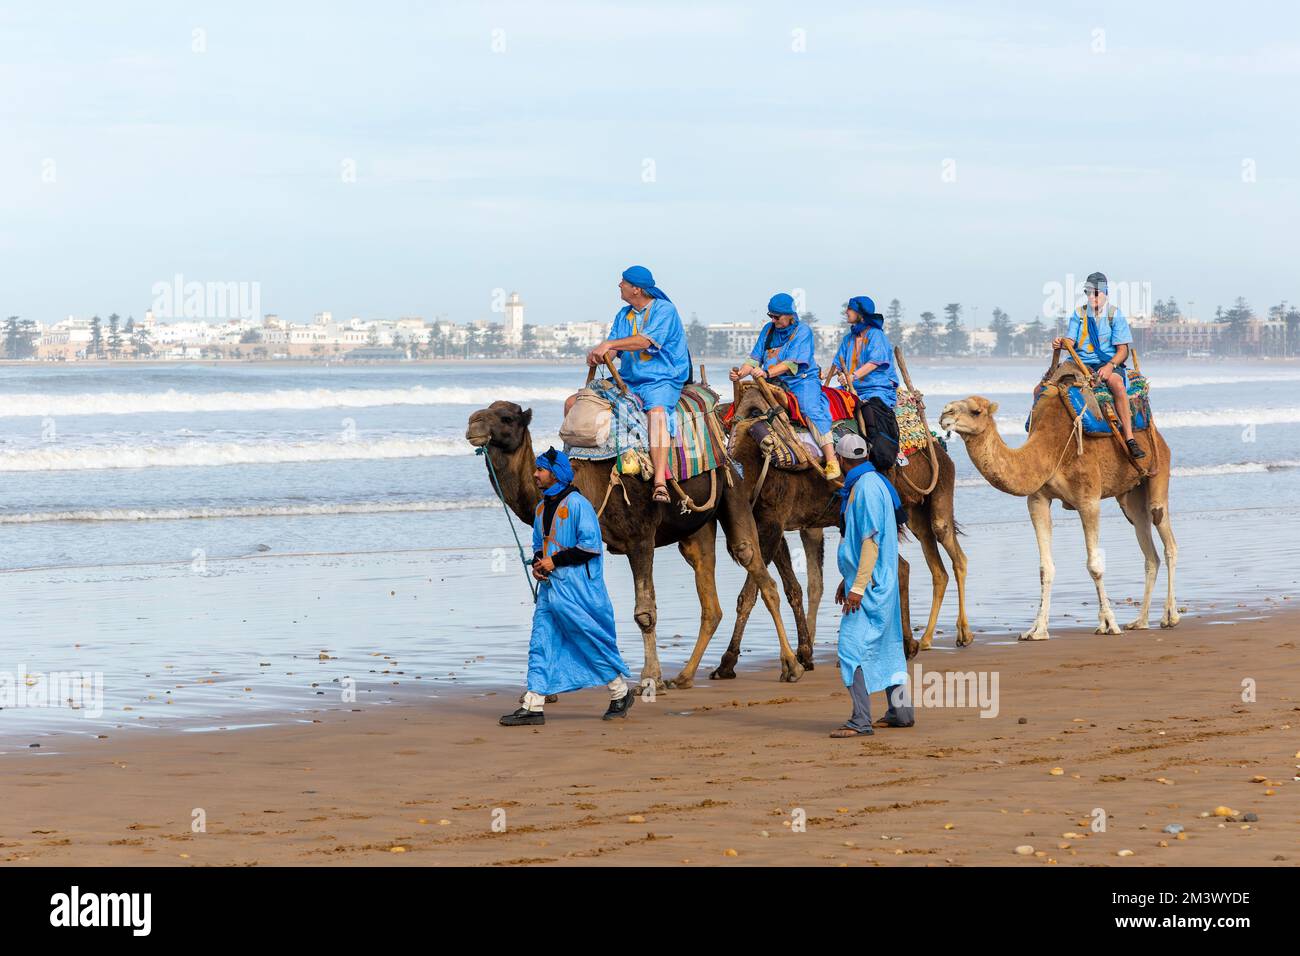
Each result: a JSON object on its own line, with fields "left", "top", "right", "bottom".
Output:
{"left": 622, "top": 265, "right": 671, "bottom": 302}
{"left": 847, "top": 295, "right": 884, "bottom": 330}
{"left": 536, "top": 446, "right": 574, "bottom": 489}
{"left": 767, "top": 292, "right": 798, "bottom": 317}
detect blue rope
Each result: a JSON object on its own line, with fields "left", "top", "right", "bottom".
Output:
{"left": 476, "top": 446, "right": 538, "bottom": 603}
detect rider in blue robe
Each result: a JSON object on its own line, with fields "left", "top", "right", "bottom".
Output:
{"left": 590, "top": 265, "right": 692, "bottom": 502}
{"left": 500, "top": 448, "right": 635, "bottom": 726}
{"left": 830, "top": 295, "right": 901, "bottom": 473}
{"left": 731, "top": 292, "right": 840, "bottom": 479}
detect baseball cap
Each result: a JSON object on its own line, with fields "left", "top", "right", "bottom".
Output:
{"left": 835, "top": 433, "right": 870, "bottom": 461}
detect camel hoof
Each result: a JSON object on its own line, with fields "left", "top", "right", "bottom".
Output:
{"left": 666, "top": 673, "right": 694, "bottom": 690}
{"left": 709, "top": 667, "right": 736, "bottom": 680}
{"left": 955, "top": 627, "right": 973, "bottom": 647}
{"left": 1095, "top": 622, "right": 1122, "bottom": 635}
{"left": 904, "top": 638, "right": 920, "bottom": 660}
{"left": 1124, "top": 618, "right": 1150, "bottom": 631}
{"left": 780, "top": 661, "right": 805, "bottom": 683}
{"left": 1160, "top": 610, "right": 1181, "bottom": 628}
{"left": 1019, "top": 628, "right": 1051, "bottom": 641}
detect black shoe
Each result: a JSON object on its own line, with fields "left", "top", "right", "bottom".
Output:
{"left": 499, "top": 708, "right": 544, "bottom": 726}
{"left": 1126, "top": 438, "right": 1146, "bottom": 459}
{"left": 602, "top": 691, "right": 635, "bottom": 720}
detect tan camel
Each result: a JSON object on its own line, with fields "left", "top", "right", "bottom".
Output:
{"left": 466, "top": 400, "right": 805, "bottom": 691}
{"left": 713, "top": 382, "right": 970, "bottom": 679}
{"left": 938, "top": 373, "right": 1178, "bottom": 640}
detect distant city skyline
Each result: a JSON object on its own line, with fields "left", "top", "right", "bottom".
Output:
{"left": 4, "top": 3, "right": 1298, "bottom": 326}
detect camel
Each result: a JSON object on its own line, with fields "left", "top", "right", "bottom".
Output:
{"left": 712, "top": 381, "right": 970, "bottom": 679}
{"left": 466, "top": 399, "right": 805, "bottom": 692}
{"left": 938, "top": 367, "right": 1178, "bottom": 640}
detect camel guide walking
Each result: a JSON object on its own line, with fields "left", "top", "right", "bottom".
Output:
{"left": 499, "top": 448, "right": 635, "bottom": 726}
{"left": 829, "top": 434, "right": 914, "bottom": 738}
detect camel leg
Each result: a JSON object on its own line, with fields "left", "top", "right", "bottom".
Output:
{"left": 1146, "top": 458, "right": 1180, "bottom": 628}
{"left": 1117, "top": 485, "right": 1159, "bottom": 630}
{"left": 1021, "top": 492, "right": 1055, "bottom": 641}
{"left": 799, "top": 527, "right": 825, "bottom": 665}
{"left": 930, "top": 500, "right": 972, "bottom": 648}
{"left": 668, "top": 523, "right": 724, "bottom": 689}
{"left": 709, "top": 530, "right": 793, "bottom": 680}
{"left": 772, "top": 533, "right": 814, "bottom": 670}
{"left": 908, "top": 509, "right": 948, "bottom": 651}
{"left": 1078, "top": 498, "right": 1122, "bottom": 634}
{"left": 625, "top": 543, "right": 665, "bottom": 692}
{"left": 900, "top": 555, "right": 918, "bottom": 659}
{"left": 716, "top": 480, "right": 804, "bottom": 682}
{"left": 712, "top": 569, "right": 758, "bottom": 680}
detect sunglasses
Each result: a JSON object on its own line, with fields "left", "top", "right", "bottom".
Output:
{"left": 767, "top": 312, "right": 786, "bottom": 320}
{"left": 1087, "top": 290, "right": 1105, "bottom": 297}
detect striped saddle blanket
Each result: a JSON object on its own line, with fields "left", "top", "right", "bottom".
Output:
{"left": 783, "top": 385, "right": 941, "bottom": 458}
{"left": 565, "top": 378, "right": 728, "bottom": 481}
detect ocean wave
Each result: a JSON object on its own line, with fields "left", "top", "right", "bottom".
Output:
{"left": 994, "top": 406, "right": 1300, "bottom": 434}
{"left": 0, "top": 437, "right": 470, "bottom": 472}
{"left": 925, "top": 371, "right": 1300, "bottom": 395}
{"left": 0, "top": 499, "right": 500, "bottom": 524}
{"left": 0, "top": 385, "right": 575, "bottom": 418}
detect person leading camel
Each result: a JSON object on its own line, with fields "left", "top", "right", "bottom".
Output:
{"left": 499, "top": 447, "right": 635, "bottom": 726}
{"left": 1051, "top": 271, "right": 1145, "bottom": 460}
{"left": 729, "top": 292, "right": 840, "bottom": 480}
{"left": 586, "top": 265, "right": 692, "bottom": 503}
{"left": 829, "top": 295, "right": 902, "bottom": 474}
{"left": 829, "top": 434, "right": 914, "bottom": 738}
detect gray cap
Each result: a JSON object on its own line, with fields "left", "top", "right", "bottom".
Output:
{"left": 835, "top": 433, "right": 869, "bottom": 461}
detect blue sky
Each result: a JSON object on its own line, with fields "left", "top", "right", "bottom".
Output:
{"left": 2, "top": 1, "right": 1298, "bottom": 328}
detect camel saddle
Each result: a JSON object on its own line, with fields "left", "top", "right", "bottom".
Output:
{"left": 564, "top": 378, "right": 730, "bottom": 482}
{"left": 1027, "top": 362, "right": 1151, "bottom": 437}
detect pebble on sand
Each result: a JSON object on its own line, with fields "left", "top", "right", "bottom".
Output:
{"left": 1014, "top": 845, "right": 1035, "bottom": 856}
{"left": 724, "top": 848, "right": 738, "bottom": 857}
{"left": 626, "top": 815, "right": 646, "bottom": 824}
{"left": 1162, "top": 824, "right": 1184, "bottom": 834}
{"left": 1049, "top": 767, "right": 1064, "bottom": 776}
{"left": 1212, "top": 806, "right": 1239, "bottom": 818}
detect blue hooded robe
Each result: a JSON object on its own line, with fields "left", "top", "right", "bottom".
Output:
{"left": 832, "top": 296, "right": 899, "bottom": 409}
{"left": 748, "top": 293, "right": 833, "bottom": 437}
{"left": 527, "top": 450, "right": 631, "bottom": 695}
{"left": 836, "top": 462, "right": 907, "bottom": 693}
{"left": 609, "top": 266, "right": 691, "bottom": 438}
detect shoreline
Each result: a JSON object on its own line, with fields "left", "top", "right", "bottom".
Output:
{"left": 2, "top": 609, "right": 1294, "bottom": 866}
{"left": 3, "top": 356, "right": 1296, "bottom": 369}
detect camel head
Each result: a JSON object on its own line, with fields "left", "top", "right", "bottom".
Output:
{"left": 465, "top": 401, "right": 533, "bottom": 454}
{"left": 938, "top": 396, "right": 999, "bottom": 438}
{"left": 730, "top": 382, "right": 774, "bottom": 425}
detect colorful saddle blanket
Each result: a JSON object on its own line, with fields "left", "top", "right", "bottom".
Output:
{"left": 785, "top": 385, "right": 940, "bottom": 458}
{"left": 565, "top": 378, "right": 728, "bottom": 481}
{"left": 1025, "top": 373, "right": 1151, "bottom": 435}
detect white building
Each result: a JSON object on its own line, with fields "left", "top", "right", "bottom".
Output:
{"left": 503, "top": 292, "right": 524, "bottom": 346}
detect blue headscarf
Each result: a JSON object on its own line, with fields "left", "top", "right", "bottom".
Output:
{"left": 622, "top": 265, "right": 671, "bottom": 302}
{"left": 536, "top": 446, "right": 575, "bottom": 493}
{"left": 767, "top": 292, "right": 798, "bottom": 316}
{"left": 838, "top": 460, "right": 906, "bottom": 527}
{"left": 847, "top": 295, "right": 884, "bottom": 335}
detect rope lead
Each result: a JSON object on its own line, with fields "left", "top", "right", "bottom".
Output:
{"left": 476, "top": 446, "right": 538, "bottom": 603}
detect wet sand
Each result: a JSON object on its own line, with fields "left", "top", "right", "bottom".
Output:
{"left": 1, "top": 611, "right": 1295, "bottom": 866}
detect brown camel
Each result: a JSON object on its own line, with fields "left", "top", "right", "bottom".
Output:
{"left": 712, "top": 382, "right": 970, "bottom": 679}
{"left": 466, "top": 400, "right": 804, "bottom": 691}
{"left": 938, "top": 372, "right": 1178, "bottom": 640}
